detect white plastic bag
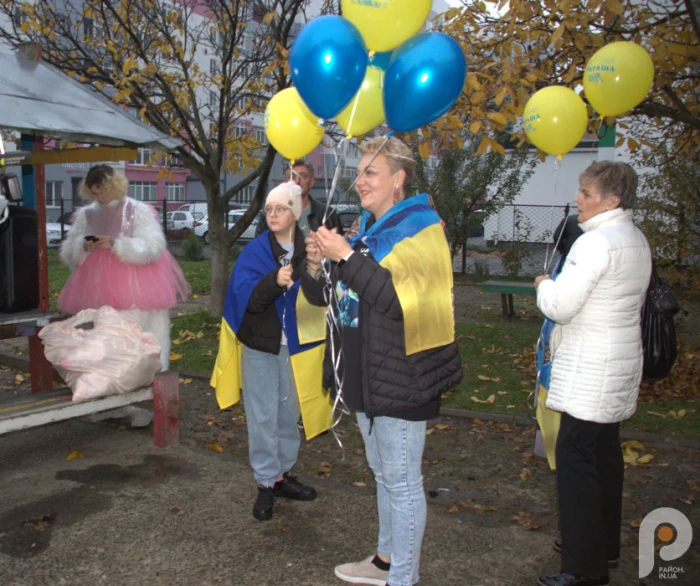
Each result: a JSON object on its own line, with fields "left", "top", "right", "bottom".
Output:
{"left": 39, "top": 306, "right": 162, "bottom": 402}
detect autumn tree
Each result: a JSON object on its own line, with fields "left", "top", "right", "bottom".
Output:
{"left": 0, "top": 0, "right": 308, "bottom": 316}
{"left": 437, "top": 0, "right": 699, "bottom": 157}
{"left": 413, "top": 132, "right": 536, "bottom": 272}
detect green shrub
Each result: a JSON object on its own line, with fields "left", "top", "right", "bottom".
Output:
{"left": 182, "top": 231, "right": 204, "bottom": 261}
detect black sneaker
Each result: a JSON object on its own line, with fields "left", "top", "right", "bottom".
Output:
{"left": 253, "top": 486, "right": 274, "bottom": 521}
{"left": 272, "top": 472, "right": 317, "bottom": 501}
{"left": 553, "top": 539, "right": 619, "bottom": 569}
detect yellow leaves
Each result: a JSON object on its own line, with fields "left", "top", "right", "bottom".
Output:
{"left": 477, "top": 375, "right": 491, "bottom": 381}
{"left": 418, "top": 141, "right": 433, "bottom": 160}
{"left": 435, "top": 423, "right": 452, "bottom": 431}
{"left": 469, "top": 121, "right": 481, "bottom": 134}
{"left": 621, "top": 441, "right": 655, "bottom": 466}
{"left": 14, "top": 373, "right": 26, "bottom": 385}
{"left": 317, "top": 461, "right": 332, "bottom": 475}
{"left": 466, "top": 73, "right": 482, "bottom": 91}
{"left": 352, "top": 482, "right": 367, "bottom": 488}
{"left": 487, "top": 112, "right": 508, "bottom": 126}
{"left": 471, "top": 394, "right": 496, "bottom": 404}
{"left": 550, "top": 23, "right": 566, "bottom": 45}
{"left": 66, "top": 451, "right": 83, "bottom": 462}
{"left": 20, "top": 20, "right": 31, "bottom": 34}
{"left": 513, "top": 511, "right": 544, "bottom": 530}
{"left": 519, "top": 467, "right": 532, "bottom": 481}
{"left": 169, "top": 352, "right": 183, "bottom": 362}
{"left": 206, "top": 443, "right": 224, "bottom": 453}
{"left": 605, "top": 0, "right": 625, "bottom": 16}
{"left": 172, "top": 330, "right": 204, "bottom": 345}
{"left": 262, "top": 10, "right": 276, "bottom": 25}
{"left": 168, "top": 505, "right": 187, "bottom": 515}
{"left": 122, "top": 56, "right": 138, "bottom": 75}
{"left": 494, "top": 87, "right": 508, "bottom": 107}
{"left": 476, "top": 137, "right": 490, "bottom": 156}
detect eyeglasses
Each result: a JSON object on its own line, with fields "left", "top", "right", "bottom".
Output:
{"left": 264, "top": 206, "right": 290, "bottom": 216}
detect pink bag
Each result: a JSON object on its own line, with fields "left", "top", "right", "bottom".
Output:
{"left": 39, "top": 306, "right": 162, "bottom": 402}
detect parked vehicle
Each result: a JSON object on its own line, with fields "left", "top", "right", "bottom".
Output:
{"left": 55, "top": 211, "right": 76, "bottom": 226}
{"left": 176, "top": 202, "right": 208, "bottom": 218}
{"left": 46, "top": 222, "right": 70, "bottom": 248}
{"left": 167, "top": 210, "right": 201, "bottom": 232}
{"left": 196, "top": 210, "right": 258, "bottom": 245}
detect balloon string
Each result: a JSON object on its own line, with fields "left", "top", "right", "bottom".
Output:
{"left": 543, "top": 158, "right": 562, "bottom": 273}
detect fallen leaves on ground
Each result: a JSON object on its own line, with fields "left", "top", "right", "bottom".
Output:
{"left": 435, "top": 423, "right": 451, "bottom": 431}
{"left": 317, "top": 461, "right": 332, "bottom": 475}
{"left": 172, "top": 329, "right": 205, "bottom": 345}
{"left": 169, "top": 352, "right": 183, "bottom": 362}
{"left": 460, "top": 500, "right": 496, "bottom": 512}
{"left": 621, "top": 441, "right": 655, "bottom": 466}
{"left": 206, "top": 443, "right": 224, "bottom": 453}
{"left": 168, "top": 506, "right": 187, "bottom": 515}
{"left": 519, "top": 467, "right": 532, "bottom": 481}
{"left": 66, "top": 451, "right": 83, "bottom": 462}
{"left": 639, "top": 342, "right": 700, "bottom": 404}
{"left": 512, "top": 512, "right": 544, "bottom": 530}
{"left": 352, "top": 482, "right": 367, "bottom": 488}
{"left": 471, "top": 394, "right": 496, "bottom": 404}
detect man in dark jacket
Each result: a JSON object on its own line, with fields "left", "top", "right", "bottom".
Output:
{"left": 256, "top": 159, "right": 343, "bottom": 237}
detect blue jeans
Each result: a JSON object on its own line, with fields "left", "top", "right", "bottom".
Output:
{"left": 241, "top": 345, "right": 301, "bottom": 487}
{"left": 357, "top": 412, "right": 427, "bottom": 586}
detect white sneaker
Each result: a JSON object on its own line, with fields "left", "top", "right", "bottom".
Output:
{"left": 334, "top": 556, "right": 389, "bottom": 585}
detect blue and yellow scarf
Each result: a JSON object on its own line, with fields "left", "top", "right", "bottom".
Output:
{"left": 210, "top": 233, "right": 331, "bottom": 439}
{"left": 352, "top": 193, "right": 455, "bottom": 355}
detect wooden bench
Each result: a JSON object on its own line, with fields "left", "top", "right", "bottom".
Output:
{"left": 0, "top": 371, "right": 180, "bottom": 447}
{"left": 481, "top": 280, "right": 537, "bottom": 318}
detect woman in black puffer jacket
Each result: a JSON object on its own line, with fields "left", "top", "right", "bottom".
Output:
{"left": 301, "top": 136, "right": 462, "bottom": 586}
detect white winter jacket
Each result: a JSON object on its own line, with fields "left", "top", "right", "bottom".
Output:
{"left": 536, "top": 208, "right": 651, "bottom": 423}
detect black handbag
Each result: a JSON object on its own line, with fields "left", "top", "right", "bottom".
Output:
{"left": 641, "top": 266, "right": 680, "bottom": 381}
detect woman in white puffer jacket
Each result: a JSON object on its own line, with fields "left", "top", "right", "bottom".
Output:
{"left": 534, "top": 161, "right": 651, "bottom": 586}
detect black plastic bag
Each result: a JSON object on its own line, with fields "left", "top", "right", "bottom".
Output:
{"left": 642, "top": 267, "right": 680, "bottom": 381}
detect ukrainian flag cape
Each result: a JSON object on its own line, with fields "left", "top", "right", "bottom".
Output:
{"left": 353, "top": 193, "right": 455, "bottom": 355}
{"left": 210, "top": 232, "right": 331, "bottom": 440}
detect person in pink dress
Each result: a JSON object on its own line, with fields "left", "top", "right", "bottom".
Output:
{"left": 59, "top": 164, "right": 190, "bottom": 372}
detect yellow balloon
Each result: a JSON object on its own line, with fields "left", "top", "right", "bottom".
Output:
{"left": 523, "top": 87, "right": 588, "bottom": 157}
{"left": 341, "top": 0, "right": 432, "bottom": 53}
{"left": 264, "top": 88, "right": 324, "bottom": 160}
{"left": 583, "top": 42, "right": 654, "bottom": 117}
{"left": 336, "top": 66, "right": 386, "bottom": 137}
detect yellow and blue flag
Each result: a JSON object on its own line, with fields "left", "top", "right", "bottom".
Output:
{"left": 210, "top": 233, "right": 332, "bottom": 440}
{"left": 353, "top": 193, "right": 455, "bottom": 355}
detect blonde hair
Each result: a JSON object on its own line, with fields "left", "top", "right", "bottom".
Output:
{"left": 359, "top": 136, "right": 416, "bottom": 198}
{"left": 79, "top": 164, "right": 129, "bottom": 201}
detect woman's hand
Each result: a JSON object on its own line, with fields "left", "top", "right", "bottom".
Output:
{"left": 313, "top": 226, "right": 352, "bottom": 263}
{"left": 535, "top": 274, "right": 551, "bottom": 289}
{"left": 84, "top": 235, "right": 112, "bottom": 252}
{"left": 306, "top": 232, "right": 322, "bottom": 269}
{"left": 277, "top": 265, "right": 293, "bottom": 289}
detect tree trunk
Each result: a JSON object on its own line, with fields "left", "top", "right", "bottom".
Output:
{"left": 202, "top": 179, "right": 229, "bottom": 320}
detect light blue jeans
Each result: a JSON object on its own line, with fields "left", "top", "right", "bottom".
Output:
{"left": 241, "top": 345, "right": 301, "bottom": 487}
{"left": 357, "top": 412, "right": 428, "bottom": 586}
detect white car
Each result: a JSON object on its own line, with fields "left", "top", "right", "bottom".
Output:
{"left": 46, "top": 222, "right": 70, "bottom": 248}
{"left": 167, "top": 210, "right": 203, "bottom": 231}
{"left": 196, "top": 210, "right": 258, "bottom": 244}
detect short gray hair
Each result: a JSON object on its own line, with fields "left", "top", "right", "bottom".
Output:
{"left": 579, "top": 161, "right": 638, "bottom": 210}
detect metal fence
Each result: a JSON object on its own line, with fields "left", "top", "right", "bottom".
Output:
{"left": 453, "top": 204, "right": 573, "bottom": 278}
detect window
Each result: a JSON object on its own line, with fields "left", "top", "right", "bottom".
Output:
{"left": 83, "top": 17, "right": 94, "bottom": 40}
{"left": 163, "top": 153, "right": 183, "bottom": 167}
{"left": 252, "top": 126, "right": 267, "bottom": 146}
{"left": 45, "top": 181, "right": 63, "bottom": 207}
{"left": 343, "top": 165, "right": 357, "bottom": 178}
{"left": 209, "top": 90, "right": 218, "bottom": 109}
{"left": 317, "top": 166, "right": 324, "bottom": 177}
{"left": 134, "top": 148, "right": 152, "bottom": 166}
{"left": 210, "top": 58, "right": 219, "bottom": 74}
{"left": 129, "top": 182, "right": 157, "bottom": 201}
{"left": 166, "top": 183, "right": 184, "bottom": 202}
{"left": 233, "top": 123, "right": 248, "bottom": 138}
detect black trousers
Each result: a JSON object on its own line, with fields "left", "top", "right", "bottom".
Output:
{"left": 556, "top": 412, "right": 623, "bottom": 577}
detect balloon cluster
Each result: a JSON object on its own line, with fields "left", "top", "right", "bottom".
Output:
{"left": 524, "top": 41, "right": 654, "bottom": 158}
{"left": 264, "top": 1, "right": 467, "bottom": 160}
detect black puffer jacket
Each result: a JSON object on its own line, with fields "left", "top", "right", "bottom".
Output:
{"left": 237, "top": 227, "right": 306, "bottom": 354}
{"left": 301, "top": 250, "right": 463, "bottom": 418}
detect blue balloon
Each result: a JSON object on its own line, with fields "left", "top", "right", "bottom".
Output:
{"left": 290, "top": 16, "right": 368, "bottom": 120}
{"left": 369, "top": 50, "right": 393, "bottom": 71}
{"left": 384, "top": 33, "right": 467, "bottom": 133}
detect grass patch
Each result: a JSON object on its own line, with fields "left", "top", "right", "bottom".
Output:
{"left": 445, "top": 321, "right": 538, "bottom": 419}
{"left": 169, "top": 310, "right": 220, "bottom": 374}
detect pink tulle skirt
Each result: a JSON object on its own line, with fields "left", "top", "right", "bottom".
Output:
{"left": 58, "top": 249, "right": 191, "bottom": 313}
